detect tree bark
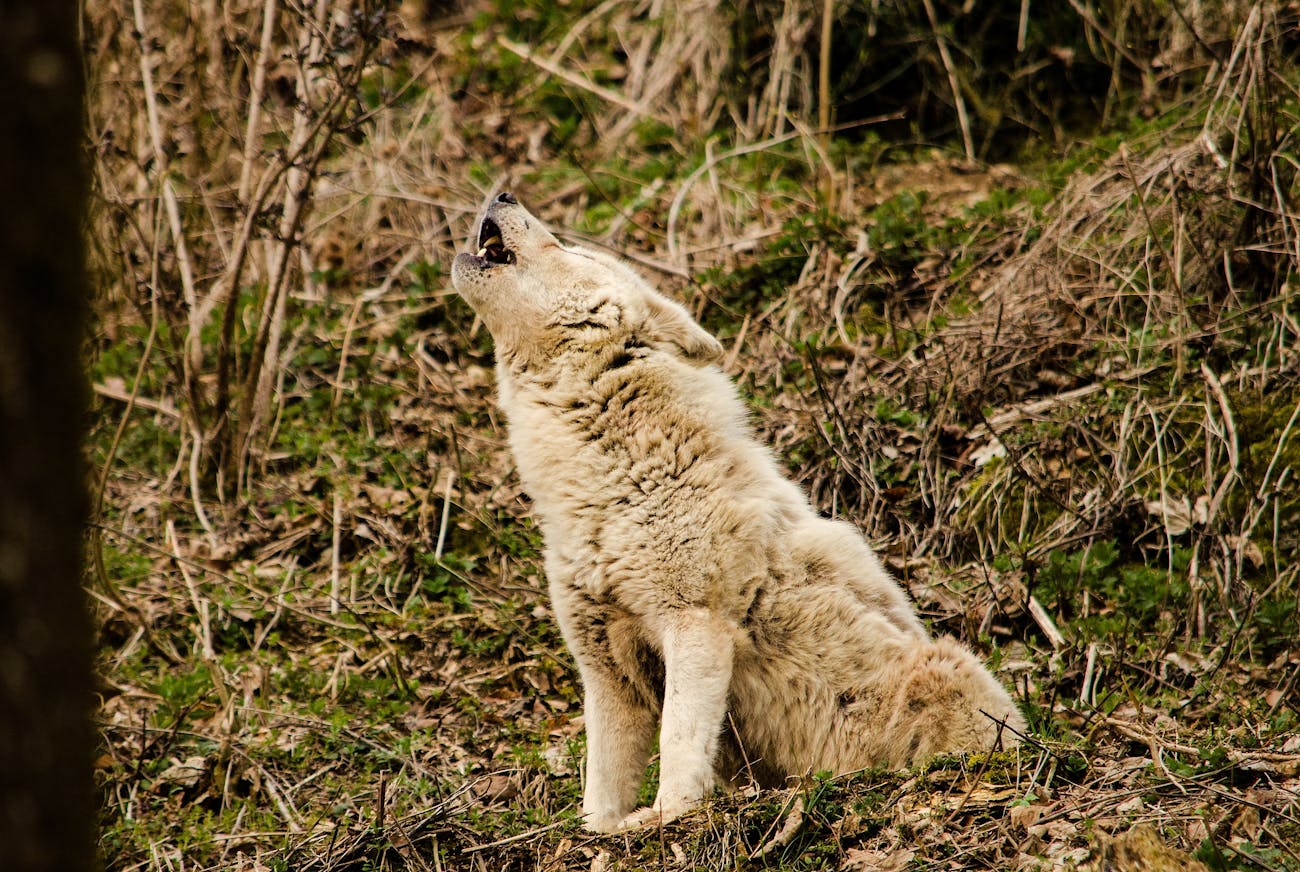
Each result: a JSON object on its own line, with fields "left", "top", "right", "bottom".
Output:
{"left": 0, "top": 4, "right": 95, "bottom": 871}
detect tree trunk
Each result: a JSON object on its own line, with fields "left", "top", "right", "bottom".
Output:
{"left": 0, "top": 4, "right": 95, "bottom": 871}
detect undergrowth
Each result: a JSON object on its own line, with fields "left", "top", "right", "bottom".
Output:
{"left": 85, "top": 1, "right": 1299, "bottom": 870}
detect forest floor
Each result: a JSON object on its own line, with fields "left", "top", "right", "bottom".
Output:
{"left": 85, "top": 2, "right": 1300, "bottom": 870}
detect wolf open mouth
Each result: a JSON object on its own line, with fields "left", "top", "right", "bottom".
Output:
{"left": 477, "top": 217, "right": 516, "bottom": 265}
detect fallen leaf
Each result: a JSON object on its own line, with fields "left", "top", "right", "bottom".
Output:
{"left": 1145, "top": 495, "right": 1192, "bottom": 535}
{"left": 843, "top": 847, "right": 915, "bottom": 871}
{"left": 1009, "top": 802, "right": 1044, "bottom": 830}
{"left": 474, "top": 772, "right": 518, "bottom": 803}
{"left": 156, "top": 755, "right": 207, "bottom": 789}
{"left": 1028, "top": 819, "right": 1076, "bottom": 844}
{"left": 542, "top": 743, "right": 576, "bottom": 776}
{"left": 971, "top": 439, "right": 1007, "bottom": 466}
{"left": 1115, "top": 795, "right": 1144, "bottom": 814}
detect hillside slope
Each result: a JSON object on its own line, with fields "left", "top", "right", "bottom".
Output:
{"left": 86, "top": 2, "right": 1299, "bottom": 869}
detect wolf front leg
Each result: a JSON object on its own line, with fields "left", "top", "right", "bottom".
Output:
{"left": 580, "top": 665, "right": 658, "bottom": 832}
{"left": 617, "top": 609, "right": 735, "bottom": 830}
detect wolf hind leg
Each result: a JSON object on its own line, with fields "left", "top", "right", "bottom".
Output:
{"left": 878, "top": 638, "right": 1024, "bottom": 765}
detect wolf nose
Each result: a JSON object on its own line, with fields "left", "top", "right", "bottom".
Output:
{"left": 495, "top": 191, "right": 517, "bottom": 205}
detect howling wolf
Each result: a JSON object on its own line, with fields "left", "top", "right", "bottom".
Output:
{"left": 451, "top": 193, "right": 1024, "bottom": 832}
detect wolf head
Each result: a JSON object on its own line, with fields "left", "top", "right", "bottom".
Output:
{"left": 451, "top": 193, "right": 722, "bottom": 368}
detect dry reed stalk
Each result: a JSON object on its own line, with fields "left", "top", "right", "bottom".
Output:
{"left": 666, "top": 128, "right": 808, "bottom": 264}
{"left": 233, "top": 0, "right": 337, "bottom": 487}
{"left": 91, "top": 0, "right": 390, "bottom": 505}
{"left": 238, "top": 0, "right": 279, "bottom": 206}
{"left": 885, "top": 6, "right": 1300, "bottom": 593}
{"left": 919, "top": 0, "right": 975, "bottom": 162}
{"left": 756, "top": 1, "right": 817, "bottom": 138}
{"left": 602, "top": 0, "right": 729, "bottom": 146}
{"left": 204, "top": 1, "right": 283, "bottom": 423}
{"left": 496, "top": 36, "right": 668, "bottom": 128}
{"left": 130, "top": 0, "right": 199, "bottom": 346}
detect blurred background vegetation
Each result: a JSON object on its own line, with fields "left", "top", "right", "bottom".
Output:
{"left": 85, "top": 1, "right": 1300, "bottom": 869}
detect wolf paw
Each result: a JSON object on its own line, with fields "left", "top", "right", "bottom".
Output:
{"left": 614, "top": 800, "right": 694, "bottom": 831}
{"left": 582, "top": 808, "right": 627, "bottom": 834}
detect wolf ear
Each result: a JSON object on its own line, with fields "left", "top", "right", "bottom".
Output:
{"left": 642, "top": 293, "right": 723, "bottom": 364}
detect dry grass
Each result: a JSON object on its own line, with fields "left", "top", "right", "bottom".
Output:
{"left": 85, "top": 1, "right": 1299, "bottom": 870}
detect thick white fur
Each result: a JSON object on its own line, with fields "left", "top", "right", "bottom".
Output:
{"left": 451, "top": 198, "right": 1025, "bottom": 833}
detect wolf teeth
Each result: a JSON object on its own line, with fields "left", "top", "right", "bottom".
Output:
{"left": 477, "top": 246, "right": 488, "bottom": 256}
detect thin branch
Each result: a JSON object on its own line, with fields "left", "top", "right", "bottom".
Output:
{"left": 920, "top": 0, "right": 975, "bottom": 162}
{"left": 497, "top": 35, "right": 670, "bottom": 125}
